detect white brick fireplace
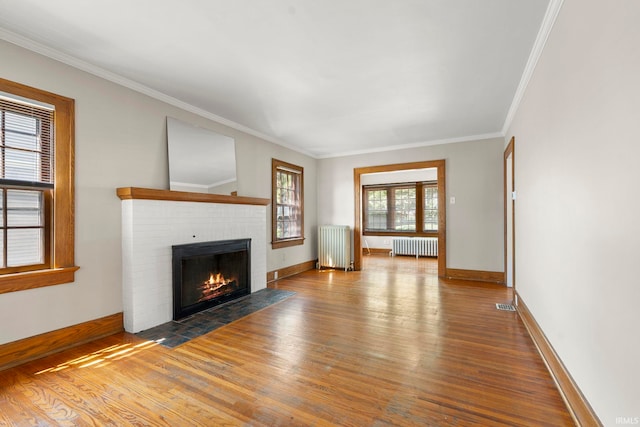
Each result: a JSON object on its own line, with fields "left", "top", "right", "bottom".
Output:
{"left": 118, "top": 188, "right": 269, "bottom": 333}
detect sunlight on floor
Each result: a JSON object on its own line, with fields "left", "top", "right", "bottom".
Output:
{"left": 34, "top": 340, "right": 159, "bottom": 374}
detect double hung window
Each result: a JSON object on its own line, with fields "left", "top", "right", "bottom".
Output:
{"left": 0, "top": 96, "right": 53, "bottom": 272}
{"left": 271, "top": 159, "right": 304, "bottom": 248}
{"left": 0, "top": 78, "right": 76, "bottom": 293}
{"left": 363, "top": 181, "right": 438, "bottom": 235}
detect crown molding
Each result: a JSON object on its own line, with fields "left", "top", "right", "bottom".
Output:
{"left": 1, "top": 3, "right": 558, "bottom": 162}
{"left": 501, "top": 0, "right": 565, "bottom": 136}
{"left": 317, "top": 132, "right": 504, "bottom": 159}
{"left": 0, "top": 27, "right": 316, "bottom": 159}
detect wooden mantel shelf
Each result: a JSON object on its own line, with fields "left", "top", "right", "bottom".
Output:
{"left": 116, "top": 187, "right": 270, "bottom": 206}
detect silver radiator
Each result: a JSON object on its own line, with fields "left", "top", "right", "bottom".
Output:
{"left": 318, "top": 225, "right": 351, "bottom": 271}
{"left": 392, "top": 237, "right": 438, "bottom": 258}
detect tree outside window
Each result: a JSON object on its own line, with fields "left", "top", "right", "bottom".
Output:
{"left": 423, "top": 183, "right": 438, "bottom": 231}
{"left": 271, "top": 159, "right": 304, "bottom": 248}
{"left": 363, "top": 181, "right": 437, "bottom": 236}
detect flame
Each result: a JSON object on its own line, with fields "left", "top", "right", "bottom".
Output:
{"left": 205, "top": 273, "right": 226, "bottom": 286}
{"left": 198, "top": 272, "right": 235, "bottom": 302}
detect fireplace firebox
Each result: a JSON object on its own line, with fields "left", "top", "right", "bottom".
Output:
{"left": 172, "top": 239, "right": 251, "bottom": 320}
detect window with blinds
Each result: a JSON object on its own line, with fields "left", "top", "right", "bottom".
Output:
{"left": 363, "top": 181, "right": 437, "bottom": 235}
{"left": 272, "top": 159, "right": 304, "bottom": 248}
{"left": 0, "top": 94, "right": 54, "bottom": 272}
{"left": 365, "top": 188, "right": 388, "bottom": 230}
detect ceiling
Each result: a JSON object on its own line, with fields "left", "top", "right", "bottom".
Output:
{"left": 0, "top": 0, "right": 555, "bottom": 158}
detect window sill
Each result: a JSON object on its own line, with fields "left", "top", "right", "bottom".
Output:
{"left": 0, "top": 266, "right": 80, "bottom": 295}
{"left": 272, "top": 238, "right": 304, "bottom": 249}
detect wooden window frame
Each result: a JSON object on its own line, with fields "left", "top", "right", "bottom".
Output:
{"left": 0, "top": 188, "right": 52, "bottom": 274}
{"left": 271, "top": 158, "right": 304, "bottom": 249}
{"left": 362, "top": 187, "right": 389, "bottom": 231}
{"left": 0, "top": 78, "right": 78, "bottom": 295}
{"left": 363, "top": 181, "right": 438, "bottom": 237}
{"left": 422, "top": 181, "right": 438, "bottom": 232}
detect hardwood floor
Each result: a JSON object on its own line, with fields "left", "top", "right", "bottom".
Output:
{"left": 0, "top": 255, "right": 573, "bottom": 426}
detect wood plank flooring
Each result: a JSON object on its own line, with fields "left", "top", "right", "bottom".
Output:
{"left": 0, "top": 255, "right": 574, "bottom": 426}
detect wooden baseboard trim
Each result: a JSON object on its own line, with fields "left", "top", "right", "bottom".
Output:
{"left": 0, "top": 312, "right": 124, "bottom": 371}
{"left": 445, "top": 268, "right": 504, "bottom": 284}
{"left": 362, "top": 248, "right": 391, "bottom": 255}
{"left": 267, "top": 260, "right": 317, "bottom": 282}
{"left": 516, "top": 294, "right": 601, "bottom": 426}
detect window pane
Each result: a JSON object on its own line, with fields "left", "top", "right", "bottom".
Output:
{"left": 367, "top": 213, "right": 387, "bottom": 230}
{"left": 424, "top": 210, "right": 438, "bottom": 231}
{"left": 0, "top": 187, "right": 3, "bottom": 268}
{"left": 276, "top": 171, "right": 301, "bottom": 238}
{"left": 423, "top": 185, "right": 438, "bottom": 231}
{"left": 4, "top": 148, "right": 40, "bottom": 181}
{"left": 272, "top": 160, "right": 303, "bottom": 243}
{"left": 7, "top": 190, "right": 43, "bottom": 227}
{"left": 4, "top": 111, "right": 38, "bottom": 135}
{"left": 291, "top": 220, "right": 300, "bottom": 237}
{"left": 365, "top": 188, "right": 388, "bottom": 230}
{"left": 393, "top": 187, "right": 416, "bottom": 231}
{"left": 7, "top": 228, "right": 44, "bottom": 267}
{"left": 5, "top": 129, "right": 39, "bottom": 151}
{"left": 0, "top": 230, "right": 3, "bottom": 268}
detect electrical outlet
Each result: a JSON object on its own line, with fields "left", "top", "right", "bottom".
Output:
{"left": 383, "top": 240, "right": 389, "bottom": 245}
{"left": 274, "top": 271, "right": 278, "bottom": 280}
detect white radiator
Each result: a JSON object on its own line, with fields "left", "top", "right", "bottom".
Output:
{"left": 318, "top": 225, "right": 351, "bottom": 271}
{"left": 392, "top": 237, "right": 438, "bottom": 258}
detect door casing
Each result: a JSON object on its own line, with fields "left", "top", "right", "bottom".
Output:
{"left": 504, "top": 137, "right": 516, "bottom": 297}
{"left": 353, "top": 159, "right": 446, "bottom": 276}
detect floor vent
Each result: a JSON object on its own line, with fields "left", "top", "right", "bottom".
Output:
{"left": 496, "top": 303, "right": 516, "bottom": 312}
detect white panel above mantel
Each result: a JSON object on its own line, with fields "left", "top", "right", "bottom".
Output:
{"left": 118, "top": 188, "right": 270, "bottom": 333}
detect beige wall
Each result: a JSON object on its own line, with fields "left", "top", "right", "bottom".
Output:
{"left": 506, "top": 0, "right": 640, "bottom": 422}
{"left": 317, "top": 137, "right": 505, "bottom": 272}
{"left": 0, "top": 40, "right": 317, "bottom": 344}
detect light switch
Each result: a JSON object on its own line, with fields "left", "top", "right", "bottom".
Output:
{"left": 450, "top": 196, "right": 456, "bottom": 204}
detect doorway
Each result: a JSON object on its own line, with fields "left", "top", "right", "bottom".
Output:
{"left": 504, "top": 138, "right": 515, "bottom": 296}
{"left": 353, "top": 160, "right": 446, "bottom": 277}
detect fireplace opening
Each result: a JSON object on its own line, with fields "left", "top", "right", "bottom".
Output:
{"left": 172, "top": 239, "right": 251, "bottom": 320}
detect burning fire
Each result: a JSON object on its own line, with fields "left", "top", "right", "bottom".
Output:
{"left": 205, "top": 273, "right": 225, "bottom": 286}
{"left": 198, "top": 272, "right": 235, "bottom": 302}
{"left": 202, "top": 272, "right": 231, "bottom": 290}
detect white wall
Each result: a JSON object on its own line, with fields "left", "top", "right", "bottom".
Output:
{"left": 121, "top": 199, "right": 267, "bottom": 333}
{"left": 208, "top": 180, "right": 237, "bottom": 195}
{"left": 317, "top": 138, "right": 505, "bottom": 272}
{"left": 506, "top": 0, "right": 640, "bottom": 423}
{"left": 0, "top": 40, "right": 317, "bottom": 344}
{"left": 360, "top": 168, "right": 437, "bottom": 185}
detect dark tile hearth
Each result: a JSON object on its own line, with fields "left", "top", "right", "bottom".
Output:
{"left": 136, "top": 288, "right": 295, "bottom": 348}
